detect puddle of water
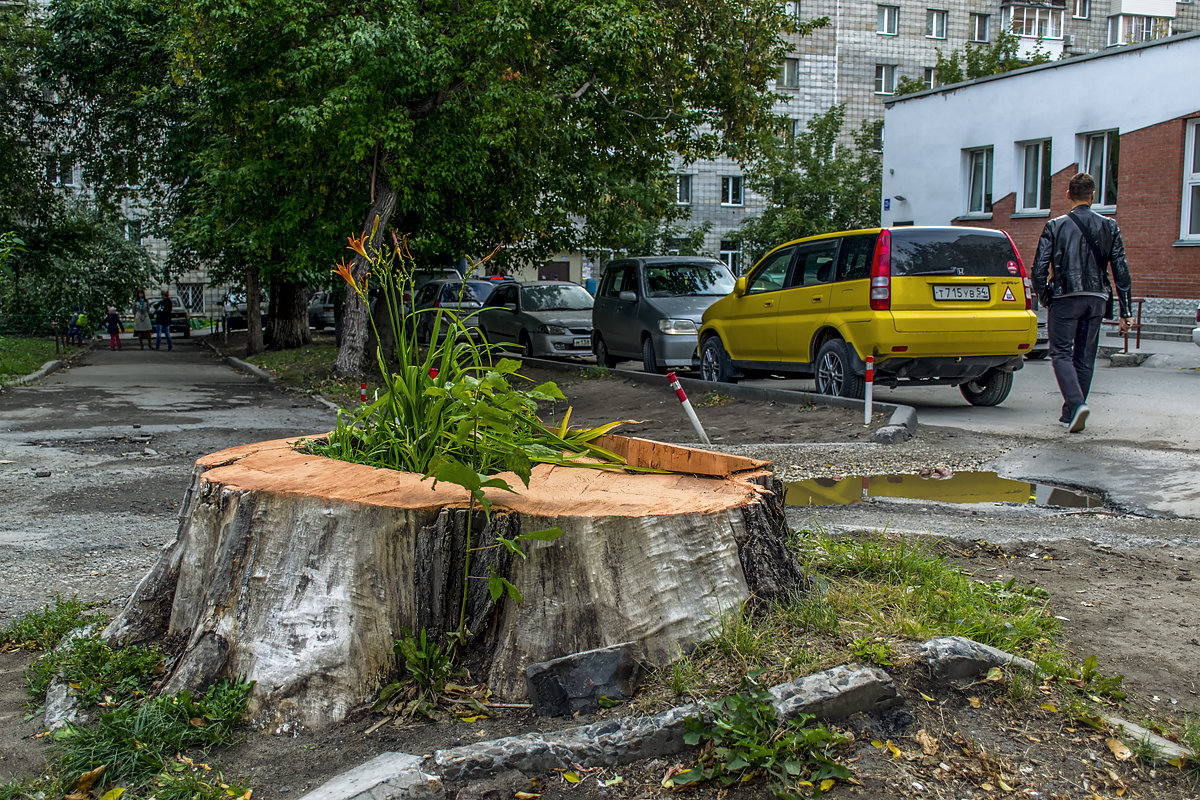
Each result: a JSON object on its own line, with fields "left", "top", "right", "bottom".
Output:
{"left": 785, "top": 471, "right": 1104, "bottom": 509}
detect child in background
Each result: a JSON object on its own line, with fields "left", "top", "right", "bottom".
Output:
{"left": 103, "top": 306, "right": 124, "bottom": 350}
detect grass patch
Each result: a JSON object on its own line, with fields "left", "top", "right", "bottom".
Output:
{"left": 244, "top": 344, "right": 372, "bottom": 409}
{"left": 0, "top": 595, "right": 107, "bottom": 652}
{"left": 695, "top": 391, "right": 733, "bottom": 408}
{"left": 0, "top": 336, "right": 60, "bottom": 383}
{"left": 26, "top": 634, "right": 163, "bottom": 707}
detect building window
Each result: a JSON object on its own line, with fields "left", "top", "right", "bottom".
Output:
{"left": 1083, "top": 130, "right": 1119, "bottom": 207}
{"left": 922, "top": 68, "right": 936, "bottom": 89}
{"left": 783, "top": 0, "right": 801, "bottom": 17}
{"left": 966, "top": 147, "right": 994, "bottom": 214}
{"left": 720, "top": 176, "right": 744, "bottom": 206}
{"left": 1072, "top": 0, "right": 1089, "bottom": 19}
{"left": 1182, "top": 120, "right": 1200, "bottom": 240}
{"left": 676, "top": 175, "right": 692, "bottom": 205}
{"left": 926, "top": 9, "right": 947, "bottom": 39}
{"left": 877, "top": 5, "right": 899, "bottom": 35}
{"left": 969, "top": 13, "right": 990, "bottom": 42}
{"left": 1107, "top": 15, "right": 1172, "bottom": 46}
{"left": 1006, "top": 6, "right": 1064, "bottom": 39}
{"left": 778, "top": 57, "right": 800, "bottom": 88}
{"left": 47, "top": 156, "right": 74, "bottom": 186}
{"left": 874, "top": 64, "right": 897, "bottom": 95}
{"left": 719, "top": 240, "right": 742, "bottom": 274}
{"left": 124, "top": 219, "right": 143, "bottom": 241}
{"left": 176, "top": 283, "right": 205, "bottom": 314}
{"left": 1020, "top": 140, "right": 1052, "bottom": 212}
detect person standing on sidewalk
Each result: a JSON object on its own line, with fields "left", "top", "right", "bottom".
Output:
{"left": 1032, "top": 172, "right": 1134, "bottom": 433}
{"left": 102, "top": 306, "right": 124, "bottom": 350}
{"left": 153, "top": 290, "right": 174, "bottom": 351}
{"left": 132, "top": 289, "right": 152, "bottom": 350}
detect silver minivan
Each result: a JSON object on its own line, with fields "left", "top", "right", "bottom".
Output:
{"left": 591, "top": 256, "right": 735, "bottom": 373}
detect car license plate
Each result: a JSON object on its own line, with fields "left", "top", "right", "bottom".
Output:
{"left": 933, "top": 284, "right": 990, "bottom": 301}
{"left": 573, "top": 337, "right": 590, "bottom": 348}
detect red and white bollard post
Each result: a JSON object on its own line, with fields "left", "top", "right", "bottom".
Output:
{"left": 666, "top": 371, "right": 711, "bottom": 446}
{"left": 360, "top": 382, "right": 367, "bottom": 404}
{"left": 863, "top": 355, "right": 874, "bottom": 425}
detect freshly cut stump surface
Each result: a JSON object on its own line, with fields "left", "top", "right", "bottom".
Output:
{"left": 104, "top": 435, "right": 803, "bottom": 730}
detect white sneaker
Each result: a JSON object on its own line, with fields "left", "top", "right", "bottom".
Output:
{"left": 1068, "top": 404, "right": 1089, "bottom": 433}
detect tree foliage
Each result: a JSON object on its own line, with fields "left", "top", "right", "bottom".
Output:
{"left": 896, "top": 29, "right": 1051, "bottom": 95}
{"left": 733, "top": 106, "right": 882, "bottom": 268}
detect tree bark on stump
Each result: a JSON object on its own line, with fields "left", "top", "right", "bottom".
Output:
{"left": 104, "top": 435, "right": 803, "bottom": 731}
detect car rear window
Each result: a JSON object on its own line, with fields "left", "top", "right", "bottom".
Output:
{"left": 644, "top": 263, "right": 735, "bottom": 297}
{"left": 439, "top": 281, "right": 494, "bottom": 303}
{"left": 889, "top": 228, "right": 1019, "bottom": 277}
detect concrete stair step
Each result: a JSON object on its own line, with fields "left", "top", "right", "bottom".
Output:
{"left": 1144, "top": 314, "right": 1196, "bottom": 326}
{"left": 1105, "top": 330, "right": 1192, "bottom": 342}
{"left": 1133, "top": 322, "right": 1194, "bottom": 334}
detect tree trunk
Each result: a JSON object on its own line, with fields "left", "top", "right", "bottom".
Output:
{"left": 245, "top": 267, "right": 265, "bottom": 356}
{"left": 267, "top": 276, "right": 311, "bottom": 350}
{"left": 335, "top": 162, "right": 397, "bottom": 378}
{"left": 103, "top": 436, "right": 803, "bottom": 731}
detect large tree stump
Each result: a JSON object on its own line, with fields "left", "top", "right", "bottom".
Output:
{"left": 104, "top": 435, "right": 802, "bottom": 731}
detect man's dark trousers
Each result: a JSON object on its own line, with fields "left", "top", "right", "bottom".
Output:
{"left": 1047, "top": 295, "right": 1106, "bottom": 420}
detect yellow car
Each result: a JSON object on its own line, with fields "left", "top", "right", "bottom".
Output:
{"left": 698, "top": 226, "right": 1036, "bottom": 406}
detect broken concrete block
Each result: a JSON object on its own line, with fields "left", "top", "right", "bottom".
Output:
{"left": 525, "top": 642, "right": 645, "bottom": 717}
{"left": 919, "top": 636, "right": 1037, "bottom": 680}
{"left": 770, "top": 665, "right": 900, "bottom": 721}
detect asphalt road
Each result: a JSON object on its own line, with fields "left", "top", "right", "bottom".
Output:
{"left": 0, "top": 336, "right": 336, "bottom": 625}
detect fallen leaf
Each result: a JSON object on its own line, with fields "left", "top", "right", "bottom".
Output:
{"left": 459, "top": 715, "right": 487, "bottom": 723}
{"left": 99, "top": 790, "right": 126, "bottom": 800}
{"left": 514, "top": 792, "right": 540, "bottom": 799}
{"left": 71, "top": 765, "right": 107, "bottom": 795}
{"left": 820, "top": 779, "right": 835, "bottom": 791}
{"left": 1039, "top": 704, "right": 1059, "bottom": 712}
{"left": 918, "top": 691, "right": 935, "bottom": 702}
{"left": 1107, "top": 737, "right": 1133, "bottom": 761}
{"left": 563, "top": 771, "right": 580, "bottom": 784}
{"left": 985, "top": 667, "right": 1004, "bottom": 682}
{"left": 916, "top": 729, "right": 939, "bottom": 756}
{"left": 886, "top": 740, "right": 902, "bottom": 758}
{"left": 968, "top": 697, "right": 981, "bottom": 709}
{"left": 998, "top": 777, "right": 1014, "bottom": 791}
{"left": 602, "top": 777, "right": 624, "bottom": 787}
{"left": 870, "top": 739, "right": 884, "bottom": 749}
{"left": 1168, "top": 757, "right": 1186, "bottom": 769}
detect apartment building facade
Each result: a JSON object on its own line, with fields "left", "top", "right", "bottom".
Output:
{"left": 669, "top": 0, "right": 1198, "bottom": 277}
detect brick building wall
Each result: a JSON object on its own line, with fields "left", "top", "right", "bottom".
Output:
{"left": 958, "top": 115, "right": 1200, "bottom": 299}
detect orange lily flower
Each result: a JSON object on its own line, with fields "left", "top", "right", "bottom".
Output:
{"left": 346, "top": 231, "right": 369, "bottom": 258}
{"left": 332, "top": 258, "right": 359, "bottom": 294}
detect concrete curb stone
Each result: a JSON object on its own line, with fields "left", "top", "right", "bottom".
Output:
{"left": 295, "top": 753, "right": 443, "bottom": 800}
{"left": 202, "top": 337, "right": 343, "bottom": 413}
{"left": 9, "top": 359, "right": 64, "bottom": 386}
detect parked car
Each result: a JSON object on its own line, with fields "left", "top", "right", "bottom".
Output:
{"left": 221, "top": 290, "right": 269, "bottom": 330}
{"left": 591, "top": 256, "right": 735, "bottom": 373}
{"left": 1193, "top": 302, "right": 1200, "bottom": 348}
{"left": 308, "top": 290, "right": 336, "bottom": 330}
{"left": 476, "top": 281, "right": 594, "bottom": 358}
{"left": 169, "top": 306, "right": 191, "bottom": 337}
{"left": 1027, "top": 298, "right": 1049, "bottom": 359}
{"left": 698, "top": 226, "right": 1037, "bottom": 406}
{"left": 411, "top": 279, "right": 498, "bottom": 342}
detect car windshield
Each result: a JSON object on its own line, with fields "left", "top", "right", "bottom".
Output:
{"left": 644, "top": 263, "right": 735, "bottom": 297}
{"left": 889, "top": 229, "right": 1018, "bottom": 277}
{"left": 439, "top": 281, "right": 494, "bottom": 304}
{"left": 522, "top": 283, "right": 594, "bottom": 311}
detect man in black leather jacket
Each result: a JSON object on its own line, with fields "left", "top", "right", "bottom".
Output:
{"left": 1032, "top": 172, "right": 1133, "bottom": 433}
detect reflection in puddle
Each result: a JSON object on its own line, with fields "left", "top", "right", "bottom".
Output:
{"left": 785, "top": 471, "right": 1104, "bottom": 509}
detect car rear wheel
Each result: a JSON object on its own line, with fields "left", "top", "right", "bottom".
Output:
{"left": 959, "top": 369, "right": 1014, "bottom": 406}
{"left": 814, "top": 340, "right": 863, "bottom": 399}
{"left": 519, "top": 332, "right": 533, "bottom": 356}
{"left": 593, "top": 335, "right": 617, "bottom": 368}
{"left": 641, "top": 337, "right": 662, "bottom": 374}
{"left": 700, "top": 336, "right": 737, "bottom": 384}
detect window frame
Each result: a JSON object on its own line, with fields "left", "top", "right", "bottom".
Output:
{"left": 1082, "top": 130, "right": 1119, "bottom": 208}
{"left": 719, "top": 240, "right": 743, "bottom": 275}
{"left": 965, "top": 146, "right": 994, "bottom": 216}
{"left": 1072, "top": 0, "right": 1089, "bottom": 20}
{"left": 922, "top": 67, "right": 936, "bottom": 89}
{"left": 676, "top": 174, "right": 692, "bottom": 206}
{"left": 1019, "top": 139, "right": 1053, "bottom": 213}
{"left": 720, "top": 176, "right": 744, "bottom": 207}
{"left": 1006, "top": 5, "right": 1064, "bottom": 39}
{"left": 1107, "top": 14, "right": 1172, "bottom": 46}
{"left": 1181, "top": 119, "right": 1200, "bottom": 241}
{"left": 778, "top": 57, "right": 801, "bottom": 88}
{"left": 969, "top": 12, "right": 990, "bottom": 42}
{"left": 874, "top": 63, "right": 897, "bottom": 95}
{"left": 876, "top": 4, "right": 899, "bottom": 35}
{"left": 783, "top": 1, "right": 801, "bottom": 18}
{"left": 926, "top": 8, "right": 948, "bottom": 39}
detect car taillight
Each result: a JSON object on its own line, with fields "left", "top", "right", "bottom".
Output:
{"left": 870, "top": 230, "right": 891, "bottom": 311}
{"left": 1002, "top": 230, "right": 1032, "bottom": 310}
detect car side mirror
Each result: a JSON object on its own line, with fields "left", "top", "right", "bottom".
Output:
{"left": 617, "top": 291, "right": 637, "bottom": 302}
{"left": 733, "top": 276, "right": 748, "bottom": 298}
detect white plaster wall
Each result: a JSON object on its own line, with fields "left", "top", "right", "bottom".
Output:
{"left": 881, "top": 32, "right": 1200, "bottom": 226}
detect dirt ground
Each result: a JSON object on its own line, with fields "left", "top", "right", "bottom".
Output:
{"left": 1, "top": 344, "right": 1198, "bottom": 799}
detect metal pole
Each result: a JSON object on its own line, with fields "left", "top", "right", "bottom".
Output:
{"left": 666, "top": 371, "right": 710, "bottom": 446}
{"left": 863, "top": 355, "right": 874, "bottom": 425}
